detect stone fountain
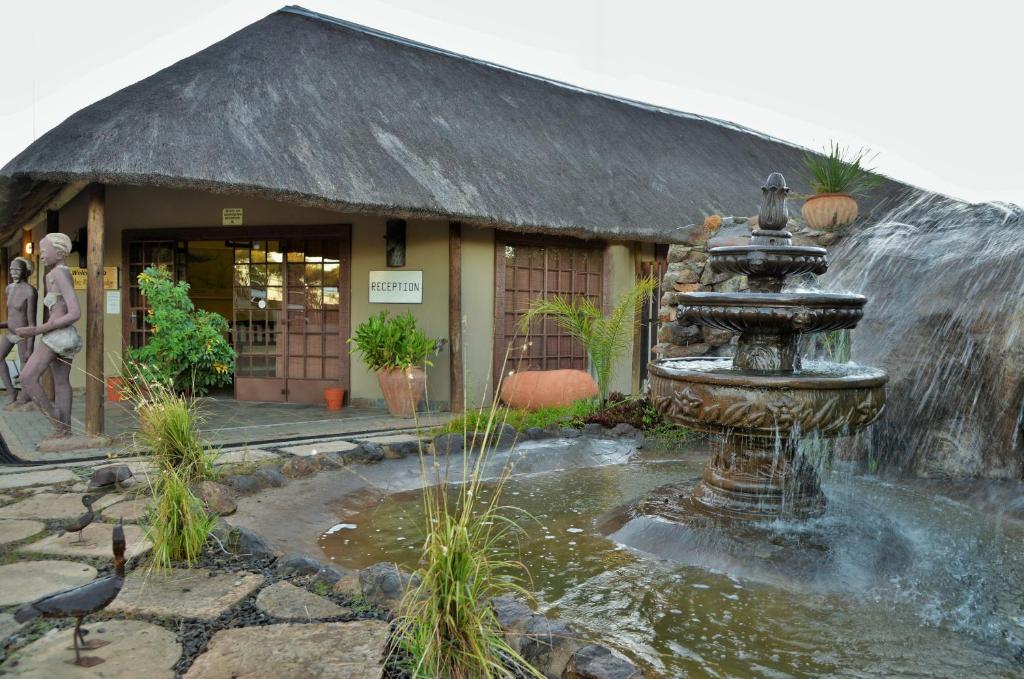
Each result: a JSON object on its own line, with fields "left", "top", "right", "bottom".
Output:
{"left": 645, "top": 172, "right": 887, "bottom": 520}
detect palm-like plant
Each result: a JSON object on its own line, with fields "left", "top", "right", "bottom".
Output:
{"left": 518, "top": 277, "right": 658, "bottom": 403}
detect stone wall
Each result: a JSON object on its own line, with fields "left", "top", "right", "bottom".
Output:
{"left": 654, "top": 215, "right": 839, "bottom": 361}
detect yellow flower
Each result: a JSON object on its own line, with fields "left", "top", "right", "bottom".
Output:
{"left": 213, "top": 363, "right": 228, "bottom": 374}
{"left": 152, "top": 325, "right": 159, "bottom": 334}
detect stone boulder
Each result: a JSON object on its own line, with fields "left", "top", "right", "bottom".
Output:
{"left": 282, "top": 457, "right": 319, "bottom": 479}
{"left": 500, "top": 369, "right": 598, "bottom": 410}
{"left": 276, "top": 553, "right": 322, "bottom": 577}
{"left": 358, "top": 562, "right": 417, "bottom": 612}
{"left": 431, "top": 432, "right": 465, "bottom": 456}
{"left": 191, "top": 480, "right": 237, "bottom": 516}
{"left": 564, "top": 644, "right": 644, "bottom": 679}
{"left": 88, "top": 465, "right": 134, "bottom": 490}
{"left": 519, "top": 615, "right": 585, "bottom": 679}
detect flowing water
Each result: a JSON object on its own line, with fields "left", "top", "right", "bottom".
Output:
{"left": 319, "top": 438, "right": 1023, "bottom": 678}
{"left": 823, "top": 195, "right": 1024, "bottom": 478}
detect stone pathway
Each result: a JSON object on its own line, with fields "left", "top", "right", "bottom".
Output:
{"left": 256, "top": 581, "right": 350, "bottom": 620}
{"left": 0, "top": 519, "right": 45, "bottom": 545}
{"left": 5, "top": 620, "right": 181, "bottom": 678}
{"left": 108, "top": 568, "right": 265, "bottom": 619}
{"left": 21, "top": 523, "right": 151, "bottom": 560}
{"left": 182, "top": 620, "right": 389, "bottom": 678}
{"left": 0, "top": 492, "right": 121, "bottom": 520}
{"left": 0, "top": 560, "right": 97, "bottom": 606}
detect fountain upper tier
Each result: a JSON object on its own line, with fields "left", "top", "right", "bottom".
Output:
{"left": 673, "top": 172, "right": 867, "bottom": 371}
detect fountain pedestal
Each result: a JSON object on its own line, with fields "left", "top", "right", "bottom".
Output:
{"left": 646, "top": 173, "right": 887, "bottom": 521}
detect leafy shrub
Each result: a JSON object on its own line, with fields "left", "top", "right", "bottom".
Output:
{"left": 584, "top": 392, "right": 665, "bottom": 430}
{"left": 436, "top": 400, "right": 598, "bottom": 436}
{"left": 349, "top": 310, "right": 440, "bottom": 371}
{"left": 126, "top": 267, "right": 235, "bottom": 395}
{"left": 518, "top": 278, "right": 657, "bottom": 403}
{"left": 802, "top": 142, "right": 883, "bottom": 196}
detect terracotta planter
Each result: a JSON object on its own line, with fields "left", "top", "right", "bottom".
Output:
{"left": 500, "top": 369, "right": 599, "bottom": 410}
{"left": 324, "top": 387, "right": 345, "bottom": 411}
{"left": 378, "top": 367, "right": 427, "bottom": 418}
{"left": 106, "top": 377, "right": 124, "bottom": 402}
{"left": 801, "top": 193, "right": 858, "bottom": 230}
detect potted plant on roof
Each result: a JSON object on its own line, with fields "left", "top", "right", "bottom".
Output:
{"left": 348, "top": 310, "right": 440, "bottom": 418}
{"left": 801, "top": 142, "right": 883, "bottom": 230}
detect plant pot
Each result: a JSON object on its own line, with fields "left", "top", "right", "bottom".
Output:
{"left": 801, "top": 193, "right": 859, "bottom": 230}
{"left": 324, "top": 387, "right": 345, "bottom": 411}
{"left": 106, "top": 377, "right": 124, "bottom": 402}
{"left": 378, "top": 367, "right": 427, "bottom": 418}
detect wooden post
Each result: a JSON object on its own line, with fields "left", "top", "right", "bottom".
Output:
{"left": 448, "top": 222, "right": 464, "bottom": 413}
{"left": 85, "top": 185, "right": 105, "bottom": 436}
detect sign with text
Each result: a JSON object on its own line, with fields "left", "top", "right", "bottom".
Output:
{"left": 222, "top": 208, "right": 244, "bottom": 226}
{"left": 70, "top": 267, "right": 119, "bottom": 290}
{"left": 368, "top": 270, "right": 423, "bottom": 304}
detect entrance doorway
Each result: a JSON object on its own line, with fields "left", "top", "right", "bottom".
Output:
{"left": 123, "top": 226, "right": 351, "bottom": 404}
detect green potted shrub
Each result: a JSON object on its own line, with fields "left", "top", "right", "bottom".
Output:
{"left": 801, "top": 142, "right": 883, "bottom": 230}
{"left": 348, "top": 311, "right": 440, "bottom": 417}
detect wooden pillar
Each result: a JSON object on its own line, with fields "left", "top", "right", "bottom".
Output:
{"left": 85, "top": 186, "right": 105, "bottom": 436}
{"left": 448, "top": 222, "right": 464, "bottom": 413}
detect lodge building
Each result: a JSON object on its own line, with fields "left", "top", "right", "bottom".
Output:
{"left": 0, "top": 6, "right": 875, "bottom": 435}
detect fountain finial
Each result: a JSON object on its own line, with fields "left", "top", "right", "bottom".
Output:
{"left": 759, "top": 172, "right": 789, "bottom": 231}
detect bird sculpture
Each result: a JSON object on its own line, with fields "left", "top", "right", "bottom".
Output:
{"left": 15, "top": 522, "right": 126, "bottom": 667}
{"left": 61, "top": 495, "right": 95, "bottom": 543}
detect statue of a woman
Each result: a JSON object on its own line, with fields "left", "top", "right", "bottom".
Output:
{"left": 0, "top": 257, "right": 37, "bottom": 406}
{"left": 15, "top": 233, "right": 83, "bottom": 444}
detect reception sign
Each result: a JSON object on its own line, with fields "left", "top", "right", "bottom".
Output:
{"left": 369, "top": 270, "right": 422, "bottom": 304}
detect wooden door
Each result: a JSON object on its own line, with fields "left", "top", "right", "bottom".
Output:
{"left": 494, "top": 235, "right": 605, "bottom": 386}
{"left": 232, "top": 238, "right": 346, "bottom": 403}
{"left": 125, "top": 240, "right": 187, "bottom": 349}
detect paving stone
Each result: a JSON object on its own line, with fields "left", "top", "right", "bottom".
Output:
{"left": 100, "top": 497, "right": 150, "bottom": 522}
{"left": 21, "top": 522, "right": 151, "bottom": 560}
{"left": 255, "top": 581, "right": 350, "bottom": 620}
{"left": 2, "top": 619, "right": 180, "bottom": 677}
{"left": 183, "top": 620, "right": 388, "bottom": 678}
{"left": 0, "top": 493, "right": 14, "bottom": 504}
{"left": 0, "top": 468, "right": 77, "bottom": 490}
{"left": 108, "top": 568, "right": 265, "bottom": 619}
{"left": 213, "top": 448, "right": 279, "bottom": 466}
{"left": 0, "top": 613, "right": 20, "bottom": 640}
{"left": 0, "top": 560, "right": 97, "bottom": 606}
{"left": 359, "top": 434, "right": 420, "bottom": 445}
{"left": 281, "top": 439, "right": 361, "bottom": 457}
{"left": 0, "top": 493, "right": 117, "bottom": 520}
{"left": 0, "top": 519, "right": 45, "bottom": 545}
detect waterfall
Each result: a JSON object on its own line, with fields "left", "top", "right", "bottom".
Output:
{"left": 823, "top": 191, "right": 1024, "bottom": 478}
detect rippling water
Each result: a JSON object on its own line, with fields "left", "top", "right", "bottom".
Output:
{"left": 319, "top": 440, "right": 1023, "bottom": 678}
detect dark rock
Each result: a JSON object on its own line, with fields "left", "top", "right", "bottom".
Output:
{"left": 359, "top": 562, "right": 417, "bottom": 612}
{"left": 353, "top": 442, "right": 385, "bottom": 463}
{"left": 88, "top": 465, "right": 134, "bottom": 490}
{"left": 282, "top": 457, "right": 320, "bottom": 479}
{"left": 381, "top": 439, "right": 421, "bottom": 459}
{"left": 659, "top": 322, "right": 701, "bottom": 345}
{"left": 227, "top": 526, "right": 276, "bottom": 559}
{"left": 581, "top": 423, "right": 607, "bottom": 438}
{"left": 608, "top": 423, "right": 638, "bottom": 438}
{"left": 312, "top": 564, "right": 353, "bottom": 588}
{"left": 316, "top": 451, "right": 347, "bottom": 469}
{"left": 190, "top": 480, "right": 238, "bottom": 515}
{"left": 431, "top": 432, "right": 465, "bottom": 456}
{"left": 491, "top": 595, "right": 533, "bottom": 645}
{"left": 468, "top": 423, "right": 518, "bottom": 451}
{"left": 519, "top": 614, "right": 585, "bottom": 679}
{"left": 521, "top": 427, "right": 549, "bottom": 441}
{"left": 276, "top": 553, "right": 322, "bottom": 577}
{"left": 222, "top": 474, "right": 263, "bottom": 495}
{"left": 559, "top": 427, "right": 582, "bottom": 439}
{"left": 702, "top": 326, "right": 734, "bottom": 347}
{"left": 657, "top": 342, "right": 710, "bottom": 359}
{"left": 210, "top": 518, "right": 233, "bottom": 546}
{"left": 254, "top": 467, "right": 286, "bottom": 488}
{"left": 564, "top": 644, "right": 644, "bottom": 679}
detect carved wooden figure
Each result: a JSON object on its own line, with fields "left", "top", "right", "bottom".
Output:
{"left": 0, "top": 256, "right": 37, "bottom": 406}
{"left": 15, "top": 233, "right": 84, "bottom": 447}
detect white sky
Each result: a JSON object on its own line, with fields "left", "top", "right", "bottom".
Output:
{"left": 1, "top": 0, "right": 1021, "bottom": 206}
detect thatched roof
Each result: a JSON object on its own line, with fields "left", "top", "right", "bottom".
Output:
{"left": 0, "top": 6, "right": 913, "bottom": 241}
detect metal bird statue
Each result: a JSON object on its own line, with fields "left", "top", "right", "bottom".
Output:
{"left": 15, "top": 522, "right": 126, "bottom": 667}
{"left": 61, "top": 495, "right": 96, "bottom": 543}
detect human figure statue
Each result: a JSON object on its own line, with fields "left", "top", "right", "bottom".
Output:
{"left": 15, "top": 233, "right": 83, "bottom": 446}
{"left": 0, "top": 257, "right": 37, "bottom": 407}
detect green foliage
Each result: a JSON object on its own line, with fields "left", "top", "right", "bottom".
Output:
{"left": 821, "top": 329, "right": 851, "bottom": 363}
{"left": 437, "top": 400, "right": 598, "bottom": 436}
{"left": 349, "top": 310, "right": 440, "bottom": 371}
{"left": 518, "top": 278, "right": 658, "bottom": 403}
{"left": 584, "top": 392, "right": 664, "bottom": 430}
{"left": 145, "top": 466, "right": 217, "bottom": 570}
{"left": 125, "top": 267, "right": 235, "bottom": 395}
{"left": 131, "top": 377, "right": 217, "bottom": 570}
{"left": 802, "top": 142, "right": 883, "bottom": 196}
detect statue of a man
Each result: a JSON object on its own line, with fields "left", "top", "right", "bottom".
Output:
{"left": 15, "top": 233, "right": 83, "bottom": 445}
{"left": 0, "top": 257, "right": 37, "bottom": 407}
